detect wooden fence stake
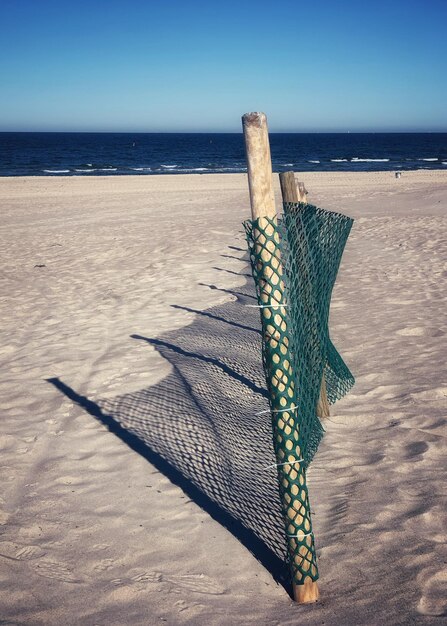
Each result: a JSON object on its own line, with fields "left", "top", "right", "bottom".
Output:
{"left": 279, "top": 171, "right": 330, "bottom": 420}
{"left": 242, "top": 114, "right": 319, "bottom": 603}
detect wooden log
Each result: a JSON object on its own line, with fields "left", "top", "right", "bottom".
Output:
{"left": 242, "top": 113, "right": 319, "bottom": 603}
{"left": 278, "top": 171, "right": 330, "bottom": 420}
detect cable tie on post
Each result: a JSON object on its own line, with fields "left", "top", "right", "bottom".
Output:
{"left": 286, "top": 531, "right": 314, "bottom": 539}
{"left": 257, "top": 405, "right": 298, "bottom": 415}
{"left": 264, "top": 458, "right": 304, "bottom": 470}
{"left": 244, "top": 303, "right": 288, "bottom": 308}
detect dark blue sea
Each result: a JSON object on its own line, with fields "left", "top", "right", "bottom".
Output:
{"left": 0, "top": 132, "right": 446, "bottom": 176}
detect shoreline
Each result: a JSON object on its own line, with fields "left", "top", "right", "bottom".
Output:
{"left": 1, "top": 167, "right": 447, "bottom": 180}
{"left": 2, "top": 169, "right": 447, "bottom": 180}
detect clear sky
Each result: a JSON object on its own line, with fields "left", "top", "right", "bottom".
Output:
{"left": 0, "top": 0, "right": 446, "bottom": 132}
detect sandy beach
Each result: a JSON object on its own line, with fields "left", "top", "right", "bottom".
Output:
{"left": 1, "top": 171, "right": 446, "bottom": 625}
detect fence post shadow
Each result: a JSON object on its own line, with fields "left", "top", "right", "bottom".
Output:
{"left": 47, "top": 277, "right": 294, "bottom": 595}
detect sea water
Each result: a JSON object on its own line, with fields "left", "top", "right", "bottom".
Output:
{"left": 0, "top": 132, "right": 446, "bottom": 176}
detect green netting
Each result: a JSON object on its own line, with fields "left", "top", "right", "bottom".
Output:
{"left": 243, "top": 202, "right": 354, "bottom": 585}
{"left": 281, "top": 202, "right": 355, "bottom": 460}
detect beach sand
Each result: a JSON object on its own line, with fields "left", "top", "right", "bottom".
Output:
{"left": 1, "top": 171, "right": 446, "bottom": 625}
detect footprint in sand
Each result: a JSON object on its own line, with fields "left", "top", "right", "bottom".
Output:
{"left": 15, "top": 545, "right": 46, "bottom": 560}
{"left": 397, "top": 326, "right": 443, "bottom": 337}
{"left": 31, "top": 559, "right": 82, "bottom": 583}
{"left": 0, "top": 541, "right": 45, "bottom": 560}
{"left": 111, "top": 570, "right": 223, "bottom": 595}
{"left": 93, "top": 558, "right": 115, "bottom": 572}
{"left": 167, "top": 573, "right": 224, "bottom": 595}
{"left": 111, "top": 571, "right": 162, "bottom": 589}
{"left": 417, "top": 569, "right": 447, "bottom": 616}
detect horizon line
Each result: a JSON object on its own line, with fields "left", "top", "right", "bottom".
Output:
{"left": 1, "top": 129, "right": 447, "bottom": 134}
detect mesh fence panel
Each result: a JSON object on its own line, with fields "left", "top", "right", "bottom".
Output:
{"left": 245, "top": 203, "right": 354, "bottom": 467}
{"left": 244, "top": 202, "right": 354, "bottom": 583}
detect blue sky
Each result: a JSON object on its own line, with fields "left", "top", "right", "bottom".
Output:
{"left": 0, "top": 0, "right": 446, "bottom": 132}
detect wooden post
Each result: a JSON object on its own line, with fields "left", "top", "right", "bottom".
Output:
{"left": 243, "top": 112, "right": 276, "bottom": 219}
{"left": 279, "top": 171, "right": 307, "bottom": 203}
{"left": 279, "top": 170, "right": 300, "bottom": 204}
{"left": 297, "top": 181, "right": 307, "bottom": 202}
{"left": 279, "top": 171, "right": 330, "bottom": 420}
{"left": 316, "top": 378, "right": 330, "bottom": 419}
{"left": 242, "top": 113, "right": 319, "bottom": 604}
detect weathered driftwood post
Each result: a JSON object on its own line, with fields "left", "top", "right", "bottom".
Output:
{"left": 278, "top": 171, "right": 330, "bottom": 420}
{"left": 242, "top": 113, "right": 319, "bottom": 603}
{"left": 279, "top": 170, "right": 307, "bottom": 203}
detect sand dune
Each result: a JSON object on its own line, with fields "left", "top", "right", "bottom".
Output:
{"left": 0, "top": 171, "right": 446, "bottom": 625}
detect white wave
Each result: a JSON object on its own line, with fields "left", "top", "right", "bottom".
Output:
{"left": 351, "top": 158, "right": 390, "bottom": 162}
{"left": 74, "top": 169, "right": 97, "bottom": 173}
{"left": 419, "top": 158, "right": 438, "bottom": 161}
{"left": 331, "top": 159, "right": 348, "bottom": 162}
{"left": 174, "top": 168, "right": 210, "bottom": 173}
{"left": 160, "top": 164, "right": 178, "bottom": 169}
{"left": 442, "top": 162, "right": 447, "bottom": 166}
{"left": 43, "top": 169, "right": 70, "bottom": 173}
{"left": 308, "top": 160, "right": 320, "bottom": 164}
{"left": 99, "top": 168, "right": 117, "bottom": 171}
{"left": 282, "top": 163, "right": 294, "bottom": 166}
{"left": 214, "top": 167, "right": 245, "bottom": 171}
{"left": 131, "top": 167, "right": 152, "bottom": 171}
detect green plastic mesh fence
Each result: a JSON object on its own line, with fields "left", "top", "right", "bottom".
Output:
{"left": 281, "top": 202, "right": 355, "bottom": 460}
{"left": 244, "top": 202, "right": 354, "bottom": 584}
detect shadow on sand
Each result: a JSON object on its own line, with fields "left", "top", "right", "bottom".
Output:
{"left": 48, "top": 257, "right": 292, "bottom": 593}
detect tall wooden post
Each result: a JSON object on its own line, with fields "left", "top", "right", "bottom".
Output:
{"left": 279, "top": 171, "right": 330, "bottom": 420}
{"left": 242, "top": 113, "right": 319, "bottom": 603}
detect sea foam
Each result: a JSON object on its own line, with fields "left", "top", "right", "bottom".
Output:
{"left": 351, "top": 158, "right": 390, "bottom": 162}
{"left": 175, "top": 167, "right": 209, "bottom": 172}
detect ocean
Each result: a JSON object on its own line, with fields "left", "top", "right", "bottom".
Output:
{"left": 0, "top": 132, "right": 446, "bottom": 176}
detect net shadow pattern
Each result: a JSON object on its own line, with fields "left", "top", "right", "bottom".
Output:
{"left": 96, "top": 276, "right": 292, "bottom": 577}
